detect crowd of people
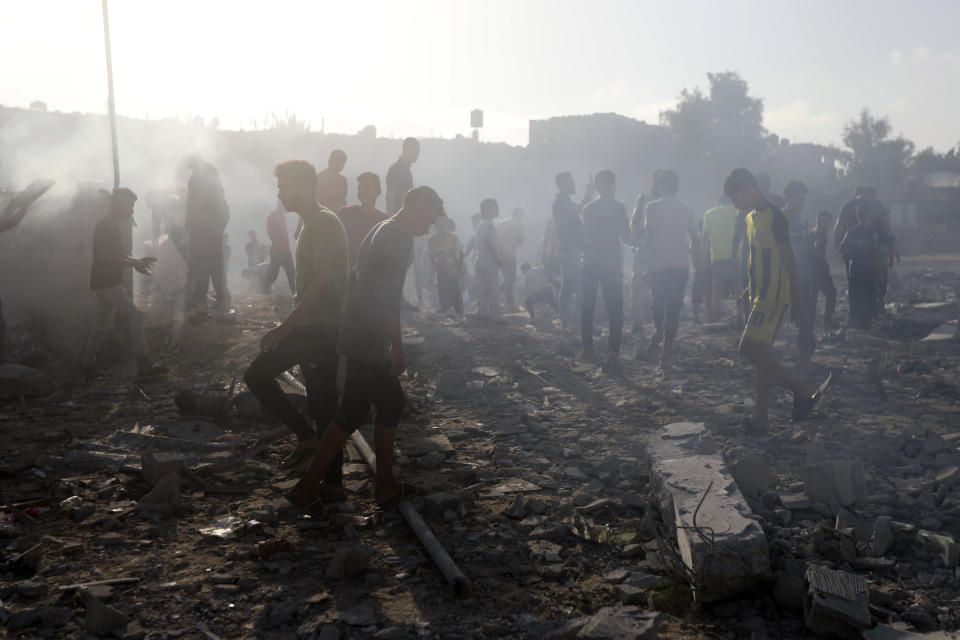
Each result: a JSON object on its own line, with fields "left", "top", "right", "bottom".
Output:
{"left": 67, "top": 136, "right": 903, "bottom": 510}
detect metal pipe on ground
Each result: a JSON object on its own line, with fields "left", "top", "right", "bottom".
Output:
{"left": 279, "top": 371, "right": 471, "bottom": 594}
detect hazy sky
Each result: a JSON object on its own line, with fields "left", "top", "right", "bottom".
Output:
{"left": 2, "top": 0, "right": 958, "bottom": 151}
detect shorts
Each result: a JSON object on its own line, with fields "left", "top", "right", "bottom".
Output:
{"left": 742, "top": 297, "right": 788, "bottom": 346}
{"left": 335, "top": 358, "right": 405, "bottom": 433}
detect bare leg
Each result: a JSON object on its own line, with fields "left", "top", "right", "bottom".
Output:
{"left": 290, "top": 422, "right": 350, "bottom": 504}
{"left": 373, "top": 425, "right": 401, "bottom": 504}
{"left": 740, "top": 337, "right": 816, "bottom": 397}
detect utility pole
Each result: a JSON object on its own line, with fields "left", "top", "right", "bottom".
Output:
{"left": 102, "top": 0, "right": 120, "bottom": 189}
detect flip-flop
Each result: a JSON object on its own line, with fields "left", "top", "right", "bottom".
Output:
{"left": 284, "top": 491, "right": 327, "bottom": 519}
{"left": 376, "top": 482, "right": 421, "bottom": 510}
{"left": 792, "top": 371, "right": 833, "bottom": 423}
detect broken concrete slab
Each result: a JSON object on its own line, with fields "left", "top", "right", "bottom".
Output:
{"left": 84, "top": 593, "right": 129, "bottom": 636}
{"left": 733, "top": 451, "right": 777, "bottom": 497}
{"left": 800, "top": 460, "right": 866, "bottom": 507}
{"left": 803, "top": 564, "right": 870, "bottom": 639}
{"left": 643, "top": 422, "right": 770, "bottom": 602}
{"left": 136, "top": 472, "right": 180, "bottom": 514}
{"left": 576, "top": 606, "right": 662, "bottom": 639}
{"left": 874, "top": 516, "right": 895, "bottom": 557}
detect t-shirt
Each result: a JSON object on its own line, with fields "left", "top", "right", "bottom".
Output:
{"left": 786, "top": 208, "right": 814, "bottom": 283}
{"left": 338, "top": 219, "right": 414, "bottom": 364}
{"left": 90, "top": 215, "right": 126, "bottom": 290}
{"left": 475, "top": 219, "right": 502, "bottom": 273}
{"left": 385, "top": 158, "right": 413, "bottom": 214}
{"left": 838, "top": 197, "right": 888, "bottom": 245}
{"left": 496, "top": 217, "right": 524, "bottom": 259}
{"left": 644, "top": 196, "right": 695, "bottom": 273}
{"left": 702, "top": 205, "right": 738, "bottom": 262}
{"left": 552, "top": 194, "right": 583, "bottom": 253}
{"left": 294, "top": 207, "right": 349, "bottom": 328}
{"left": 315, "top": 169, "right": 347, "bottom": 212}
{"left": 840, "top": 224, "right": 879, "bottom": 279}
{"left": 581, "top": 197, "right": 629, "bottom": 269}
{"left": 186, "top": 162, "right": 229, "bottom": 235}
{"left": 267, "top": 209, "right": 290, "bottom": 254}
{"left": 337, "top": 205, "right": 387, "bottom": 270}
{"left": 522, "top": 266, "right": 551, "bottom": 299}
{"left": 428, "top": 230, "right": 462, "bottom": 276}
{"left": 746, "top": 204, "right": 790, "bottom": 305}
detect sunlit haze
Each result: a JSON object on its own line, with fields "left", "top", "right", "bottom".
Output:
{"left": 2, "top": 0, "right": 959, "bottom": 150}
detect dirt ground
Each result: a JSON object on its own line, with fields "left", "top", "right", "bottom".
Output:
{"left": 1, "top": 255, "right": 960, "bottom": 639}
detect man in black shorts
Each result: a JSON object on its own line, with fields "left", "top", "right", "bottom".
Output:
{"left": 289, "top": 186, "right": 445, "bottom": 512}
{"left": 243, "top": 161, "right": 349, "bottom": 489}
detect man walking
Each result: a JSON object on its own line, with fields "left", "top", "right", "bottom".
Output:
{"left": 552, "top": 172, "right": 593, "bottom": 329}
{"left": 289, "top": 186, "right": 446, "bottom": 513}
{"left": 497, "top": 207, "right": 525, "bottom": 308}
{"left": 243, "top": 161, "right": 349, "bottom": 493}
{"left": 337, "top": 172, "right": 387, "bottom": 284}
{"left": 723, "top": 169, "right": 827, "bottom": 431}
{"left": 184, "top": 154, "right": 231, "bottom": 312}
{"left": 580, "top": 169, "right": 636, "bottom": 373}
{"left": 262, "top": 199, "right": 295, "bottom": 295}
{"left": 82, "top": 188, "right": 165, "bottom": 378}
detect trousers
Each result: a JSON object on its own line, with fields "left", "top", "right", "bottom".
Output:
{"left": 83, "top": 285, "right": 147, "bottom": 366}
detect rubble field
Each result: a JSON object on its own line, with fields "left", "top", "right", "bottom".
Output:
{"left": 2, "top": 254, "right": 960, "bottom": 639}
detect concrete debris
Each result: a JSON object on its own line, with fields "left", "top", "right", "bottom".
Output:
{"left": 84, "top": 592, "right": 129, "bottom": 636}
{"left": 803, "top": 565, "right": 871, "bottom": 639}
{"left": 873, "top": 516, "right": 895, "bottom": 557}
{"left": 645, "top": 422, "right": 770, "bottom": 601}
{"left": 326, "top": 545, "right": 373, "bottom": 579}
{"left": 800, "top": 460, "right": 866, "bottom": 507}
{"left": 136, "top": 472, "right": 181, "bottom": 514}
{"left": 733, "top": 451, "right": 777, "bottom": 496}
{"left": 575, "top": 606, "right": 663, "bottom": 640}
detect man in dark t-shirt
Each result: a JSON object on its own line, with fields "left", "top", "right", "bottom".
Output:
{"left": 316, "top": 150, "right": 348, "bottom": 213}
{"left": 386, "top": 138, "right": 423, "bottom": 306}
{"left": 82, "top": 188, "right": 164, "bottom": 377}
{"left": 552, "top": 171, "right": 593, "bottom": 329}
{"left": 184, "top": 155, "right": 231, "bottom": 312}
{"left": 580, "top": 169, "right": 636, "bottom": 373}
{"left": 289, "top": 186, "right": 445, "bottom": 514}
{"left": 244, "top": 160, "right": 349, "bottom": 481}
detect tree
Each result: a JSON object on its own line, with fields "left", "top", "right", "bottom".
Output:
{"left": 841, "top": 109, "right": 914, "bottom": 196}
{"left": 660, "top": 71, "right": 771, "bottom": 170}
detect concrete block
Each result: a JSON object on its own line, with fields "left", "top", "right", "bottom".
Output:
{"left": 800, "top": 460, "right": 865, "bottom": 507}
{"left": 644, "top": 422, "right": 770, "bottom": 602}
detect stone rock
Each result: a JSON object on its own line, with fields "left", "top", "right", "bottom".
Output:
{"left": 339, "top": 602, "right": 378, "bottom": 626}
{"left": 539, "top": 564, "right": 564, "bottom": 579}
{"left": 326, "top": 545, "right": 373, "bottom": 579}
{"left": 773, "top": 574, "right": 805, "bottom": 611}
{"left": 13, "top": 579, "right": 47, "bottom": 598}
{"left": 873, "top": 516, "right": 895, "bottom": 557}
{"left": 505, "top": 495, "right": 526, "bottom": 520}
{"left": 571, "top": 491, "right": 593, "bottom": 507}
{"left": 734, "top": 452, "right": 777, "bottom": 496}
{"left": 85, "top": 594, "right": 129, "bottom": 636}
{"left": 136, "top": 472, "right": 181, "bottom": 514}
{"left": 59, "top": 495, "right": 95, "bottom": 522}
{"left": 95, "top": 532, "right": 125, "bottom": 546}
{"left": 644, "top": 422, "right": 770, "bottom": 602}
{"left": 437, "top": 370, "right": 467, "bottom": 395}
{"left": 922, "top": 433, "right": 952, "bottom": 456}
{"left": 803, "top": 565, "right": 870, "bottom": 638}
{"left": 6, "top": 606, "right": 65, "bottom": 631}
{"left": 800, "top": 460, "right": 866, "bottom": 507}
{"left": 624, "top": 572, "right": 667, "bottom": 589}
{"left": 863, "top": 623, "right": 959, "bottom": 639}
{"left": 424, "top": 492, "right": 460, "bottom": 517}
{"left": 603, "top": 568, "right": 630, "bottom": 583}
{"left": 616, "top": 585, "right": 645, "bottom": 605}
{"left": 0, "top": 364, "right": 56, "bottom": 397}
{"left": 936, "top": 466, "right": 960, "bottom": 490}
{"left": 576, "top": 606, "right": 662, "bottom": 639}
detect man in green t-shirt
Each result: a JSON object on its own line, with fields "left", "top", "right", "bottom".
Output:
{"left": 244, "top": 160, "right": 349, "bottom": 495}
{"left": 701, "top": 195, "right": 739, "bottom": 323}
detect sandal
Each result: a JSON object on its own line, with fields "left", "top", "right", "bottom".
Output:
{"left": 376, "top": 482, "right": 421, "bottom": 509}
{"left": 792, "top": 371, "right": 833, "bottom": 423}
{"left": 284, "top": 491, "right": 327, "bottom": 519}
